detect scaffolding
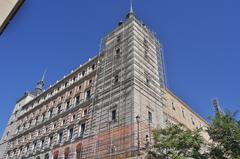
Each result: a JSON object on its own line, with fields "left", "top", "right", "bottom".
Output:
{"left": 74, "top": 16, "right": 165, "bottom": 159}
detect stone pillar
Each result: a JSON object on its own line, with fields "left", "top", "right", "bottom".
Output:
{"left": 58, "top": 152, "right": 65, "bottom": 159}
{"left": 69, "top": 152, "right": 77, "bottom": 159}
{"left": 63, "top": 129, "right": 68, "bottom": 143}
{"left": 53, "top": 133, "right": 58, "bottom": 146}
{"left": 53, "top": 107, "right": 57, "bottom": 116}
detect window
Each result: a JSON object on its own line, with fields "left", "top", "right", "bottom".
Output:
{"left": 49, "top": 136, "right": 53, "bottom": 146}
{"left": 145, "top": 72, "right": 150, "bottom": 86}
{"left": 89, "top": 79, "right": 92, "bottom": 84}
{"left": 66, "top": 101, "right": 70, "bottom": 110}
{"left": 76, "top": 96, "right": 80, "bottom": 104}
{"left": 112, "top": 110, "right": 117, "bottom": 122}
{"left": 65, "top": 82, "right": 68, "bottom": 87}
{"left": 191, "top": 118, "right": 195, "bottom": 125}
{"left": 82, "top": 71, "right": 85, "bottom": 76}
{"left": 19, "top": 148, "right": 22, "bottom": 155}
{"left": 117, "top": 35, "right": 121, "bottom": 43}
{"left": 172, "top": 102, "right": 176, "bottom": 111}
{"left": 83, "top": 109, "right": 88, "bottom": 117}
{"left": 148, "top": 111, "right": 152, "bottom": 123}
{"left": 16, "top": 126, "right": 20, "bottom": 134}
{"left": 58, "top": 132, "right": 63, "bottom": 144}
{"left": 182, "top": 110, "right": 185, "bottom": 118}
{"left": 42, "top": 113, "right": 46, "bottom": 121}
{"left": 86, "top": 90, "right": 91, "bottom": 99}
{"left": 79, "top": 123, "right": 85, "bottom": 137}
{"left": 49, "top": 109, "right": 53, "bottom": 118}
{"left": 26, "top": 145, "right": 29, "bottom": 152}
{"left": 73, "top": 76, "right": 76, "bottom": 82}
{"left": 53, "top": 123, "right": 57, "bottom": 129}
{"left": 57, "top": 105, "right": 61, "bottom": 114}
{"left": 68, "top": 128, "right": 74, "bottom": 140}
{"left": 71, "top": 115, "right": 76, "bottom": 122}
{"left": 146, "top": 76, "right": 150, "bottom": 85}
{"left": 92, "top": 64, "right": 95, "bottom": 70}
{"left": 41, "top": 139, "right": 45, "bottom": 148}
{"left": 116, "top": 48, "right": 121, "bottom": 55}
{"left": 114, "top": 75, "right": 119, "bottom": 83}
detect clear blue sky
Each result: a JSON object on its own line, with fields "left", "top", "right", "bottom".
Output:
{"left": 0, "top": 0, "right": 240, "bottom": 137}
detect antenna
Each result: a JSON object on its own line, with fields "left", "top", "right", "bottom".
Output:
{"left": 130, "top": 0, "right": 134, "bottom": 13}
{"left": 41, "top": 69, "right": 47, "bottom": 82}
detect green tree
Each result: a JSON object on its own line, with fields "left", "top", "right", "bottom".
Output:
{"left": 147, "top": 124, "right": 207, "bottom": 159}
{"left": 207, "top": 111, "right": 240, "bottom": 159}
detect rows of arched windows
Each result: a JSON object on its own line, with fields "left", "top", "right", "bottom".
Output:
{"left": 8, "top": 105, "right": 88, "bottom": 158}
{"left": 7, "top": 122, "right": 86, "bottom": 159}
{"left": 24, "top": 62, "right": 96, "bottom": 113}
{"left": 17, "top": 80, "right": 93, "bottom": 135}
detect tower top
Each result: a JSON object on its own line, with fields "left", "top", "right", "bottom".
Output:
{"left": 126, "top": 0, "right": 135, "bottom": 19}
{"left": 31, "top": 70, "right": 46, "bottom": 96}
{"left": 130, "top": 0, "right": 134, "bottom": 13}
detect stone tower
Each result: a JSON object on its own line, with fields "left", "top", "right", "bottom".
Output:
{"left": 80, "top": 8, "right": 166, "bottom": 158}
{"left": 1, "top": 6, "right": 167, "bottom": 159}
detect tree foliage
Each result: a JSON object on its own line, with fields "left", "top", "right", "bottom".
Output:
{"left": 207, "top": 111, "right": 240, "bottom": 159}
{"left": 147, "top": 124, "right": 206, "bottom": 159}
{"left": 148, "top": 111, "right": 240, "bottom": 159}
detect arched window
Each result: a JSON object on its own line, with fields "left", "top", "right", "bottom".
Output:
{"left": 64, "top": 147, "right": 70, "bottom": 159}
{"left": 76, "top": 143, "right": 82, "bottom": 159}
{"left": 44, "top": 154, "right": 49, "bottom": 159}
{"left": 36, "top": 156, "right": 40, "bottom": 159}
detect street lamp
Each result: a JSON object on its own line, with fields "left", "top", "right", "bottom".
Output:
{"left": 136, "top": 115, "right": 140, "bottom": 156}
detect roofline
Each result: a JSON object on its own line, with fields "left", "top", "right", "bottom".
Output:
{"left": 21, "top": 55, "right": 98, "bottom": 110}
{"left": 16, "top": 92, "right": 35, "bottom": 104}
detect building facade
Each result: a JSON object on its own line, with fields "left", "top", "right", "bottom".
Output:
{"left": 0, "top": 9, "right": 208, "bottom": 159}
{"left": 162, "top": 89, "right": 209, "bottom": 141}
{"left": 0, "top": 0, "right": 25, "bottom": 34}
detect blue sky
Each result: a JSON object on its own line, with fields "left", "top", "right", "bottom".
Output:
{"left": 0, "top": 0, "right": 240, "bottom": 137}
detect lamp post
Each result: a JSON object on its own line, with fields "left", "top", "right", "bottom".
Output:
{"left": 136, "top": 115, "right": 140, "bottom": 157}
